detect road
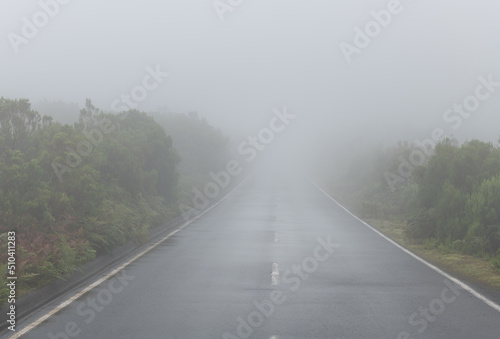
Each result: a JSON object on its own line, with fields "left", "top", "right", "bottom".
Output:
{"left": 8, "top": 164, "right": 500, "bottom": 339}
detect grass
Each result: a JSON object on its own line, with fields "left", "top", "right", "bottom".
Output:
{"left": 365, "top": 218, "right": 500, "bottom": 291}
{"left": 327, "top": 184, "right": 500, "bottom": 293}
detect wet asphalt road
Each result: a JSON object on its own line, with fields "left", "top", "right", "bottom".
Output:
{"left": 8, "top": 166, "right": 500, "bottom": 339}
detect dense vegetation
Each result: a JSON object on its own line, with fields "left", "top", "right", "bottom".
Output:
{"left": 332, "top": 138, "right": 500, "bottom": 267}
{"left": 0, "top": 98, "right": 230, "bottom": 303}
{"left": 153, "top": 111, "right": 230, "bottom": 205}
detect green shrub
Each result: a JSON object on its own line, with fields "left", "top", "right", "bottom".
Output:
{"left": 406, "top": 209, "right": 436, "bottom": 240}
{"left": 492, "top": 254, "right": 500, "bottom": 270}
{"left": 423, "top": 238, "right": 439, "bottom": 250}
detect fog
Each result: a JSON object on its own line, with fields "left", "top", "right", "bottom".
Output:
{"left": 2, "top": 0, "right": 500, "bottom": 174}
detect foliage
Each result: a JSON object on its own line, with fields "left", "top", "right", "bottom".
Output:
{"left": 152, "top": 111, "right": 231, "bottom": 207}
{"left": 0, "top": 98, "right": 182, "bottom": 303}
{"left": 153, "top": 111, "right": 229, "bottom": 178}
{"left": 340, "top": 137, "right": 500, "bottom": 260}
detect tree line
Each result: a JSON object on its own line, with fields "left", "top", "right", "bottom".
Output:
{"left": 335, "top": 137, "right": 500, "bottom": 267}
{"left": 0, "top": 98, "right": 229, "bottom": 303}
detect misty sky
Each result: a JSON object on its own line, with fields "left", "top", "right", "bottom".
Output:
{"left": 2, "top": 0, "right": 500, "bottom": 158}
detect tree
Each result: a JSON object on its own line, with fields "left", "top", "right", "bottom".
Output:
{"left": 465, "top": 175, "right": 500, "bottom": 254}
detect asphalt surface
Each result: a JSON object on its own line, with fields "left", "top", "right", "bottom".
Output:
{"left": 7, "top": 165, "right": 500, "bottom": 339}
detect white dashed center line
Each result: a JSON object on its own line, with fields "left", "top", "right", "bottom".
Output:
{"left": 271, "top": 262, "right": 280, "bottom": 286}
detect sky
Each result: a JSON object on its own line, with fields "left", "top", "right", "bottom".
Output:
{"left": 2, "top": 0, "right": 500, "bottom": 168}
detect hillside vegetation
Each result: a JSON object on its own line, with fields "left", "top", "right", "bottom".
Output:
{"left": 0, "top": 98, "right": 230, "bottom": 303}
{"left": 328, "top": 138, "right": 500, "bottom": 272}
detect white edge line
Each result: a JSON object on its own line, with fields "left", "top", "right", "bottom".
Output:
{"left": 308, "top": 176, "right": 500, "bottom": 314}
{"left": 10, "top": 176, "right": 250, "bottom": 338}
